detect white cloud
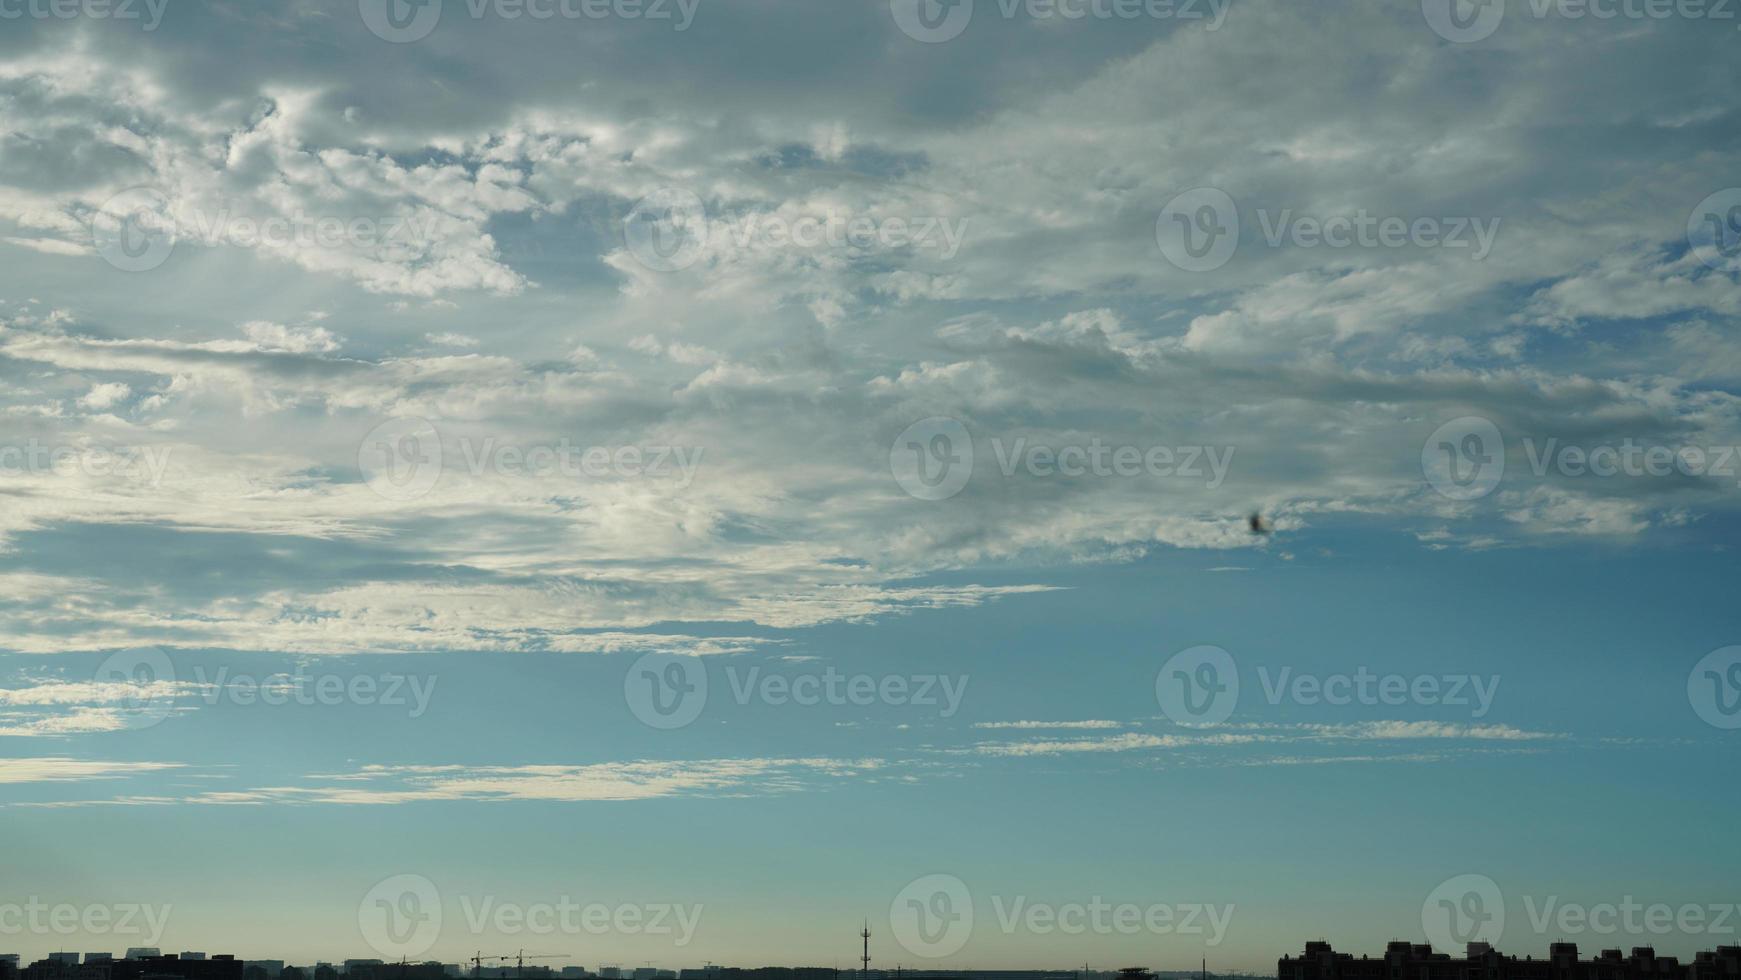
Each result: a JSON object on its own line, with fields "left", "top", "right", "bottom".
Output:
{"left": 0, "top": 757, "right": 183, "bottom": 784}
{"left": 0, "top": 4, "right": 1736, "bottom": 660}
{"left": 242, "top": 321, "right": 341, "bottom": 354}
{"left": 77, "top": 381, "right": 131, "bottom": 410}
{"left": 972, "top": 719, "right": 1125, "bottom": 730}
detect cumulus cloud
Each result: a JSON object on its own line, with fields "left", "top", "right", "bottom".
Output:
{"left": 0, "top": 2, "right": 1736, "bottom": 659}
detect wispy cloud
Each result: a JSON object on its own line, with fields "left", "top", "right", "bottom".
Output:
{"left": 0, "top": 757, "right": 184, "bottom": 784}
{"left": 22, "top": 758, "right": 888, "bottom": 807}
{"left": 971, "top": 719, "right": 1126, "bottom": 730}
{"left": 967, "top": 721, "right": 1564, "bottom": 758}
{"left": 0, "top": 677, "right": 209, "bottom": 736}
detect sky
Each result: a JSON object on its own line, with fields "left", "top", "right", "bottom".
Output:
{"left": 2, "top": 0, "right": 1741, "bottom": 972}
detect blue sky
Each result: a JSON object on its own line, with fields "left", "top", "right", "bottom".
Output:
{"left": 2, "top": 0, "right": 1741, "bottom": 972}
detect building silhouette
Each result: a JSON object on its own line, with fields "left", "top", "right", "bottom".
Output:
{"left": 11, "top": 953, "right": 244, "bottom": 980}
{"left": 1279, "top": 941, "right": 1741, "bottom": 980}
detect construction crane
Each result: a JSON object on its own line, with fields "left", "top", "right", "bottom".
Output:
{"left": 511, "top": 951, "right": 565, "bottom": 979}
{"left": 471, "top": 953, "right": 565, "bottom": 980}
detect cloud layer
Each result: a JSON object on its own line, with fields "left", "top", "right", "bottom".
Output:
{"left": 1, "top": 2, "right": 1738, "bottom": 656}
